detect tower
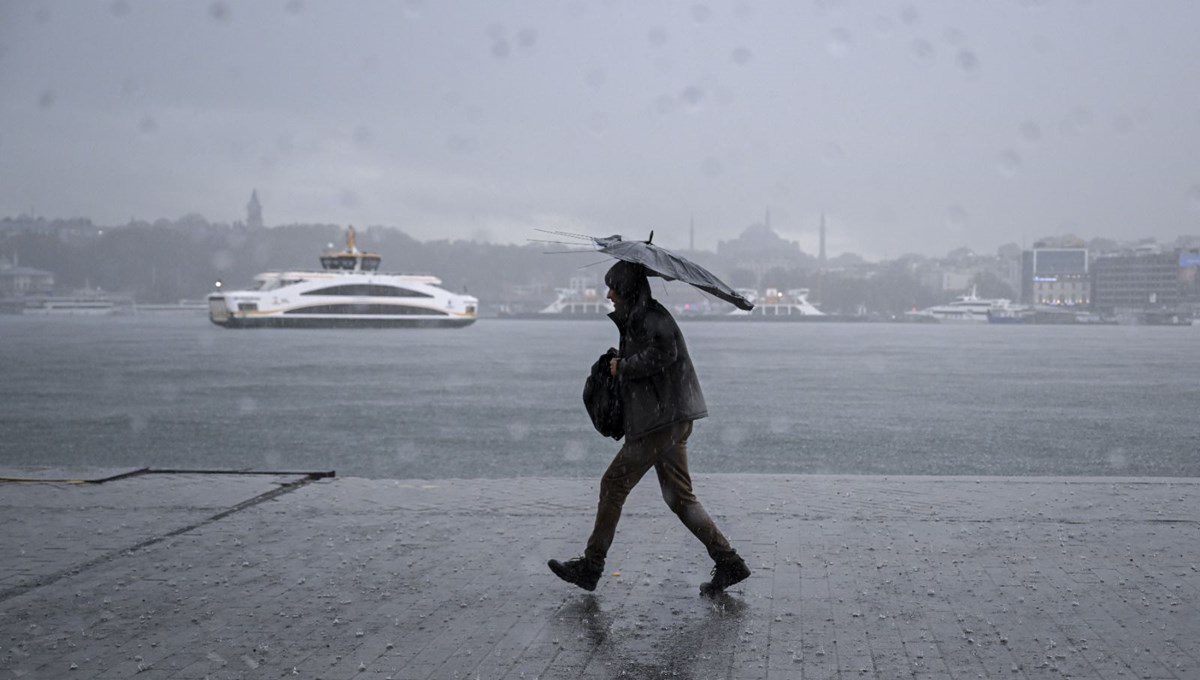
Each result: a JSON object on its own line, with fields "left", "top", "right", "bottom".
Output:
{"left": 819, "top": 212, "right": 827, "bottom": 267}
{"left": 246, "top": 190, "right": 264, "bottom": 229}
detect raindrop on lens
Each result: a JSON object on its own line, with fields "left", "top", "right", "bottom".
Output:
{"left": 826, "top": 28, "right": 852, "bottom": 58}
{"left": 208, "top": 2, "right": 230, "bottom": 23}
{"left": 956, "top": 49, "right": 979, "bottom": 73}
{"left": 910, "top": 39, "right": 934, "bottom": 66}
{"left": 508, "top": 422, "right": 530, "bottom": 441}
{"left": 945, "top": 205, "right": 968, "bottom": 230}
{"left": 1106, "top": 449, "right": 1128, "bottom": 470}
{"left": 1019, "top": 121, "right": 1041, "bottom": 145}
{"left": 730, "top": 47, "right": 751, "bottom": 66}
{"left": 680, "top": 86, "right": 705, "bottom": 111}
{"left": 516, "top": 27, "right": 537, "bottom": 48}
{"left": 1000, "top": 149, "right": 1022, "bottom": 177}
{"left": 563, "top": 441, "right": 585, "bottom": 463}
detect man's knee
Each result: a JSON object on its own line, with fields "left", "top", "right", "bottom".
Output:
{"left": 661, "top": 485, "right": 696, "bottom": 514}
{"left": 599, "top": 474, "right": 632, "bottom": 504}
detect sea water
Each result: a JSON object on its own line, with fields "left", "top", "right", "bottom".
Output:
{"left": 1, "top": 315, "right": 1196, "bottom": 479}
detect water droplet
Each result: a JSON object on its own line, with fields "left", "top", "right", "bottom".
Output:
{"left": 945, "top": 205, "right": 968, "bottom": 230}
{"left": 680, "top": 85, "right": 705, "bottom": 111}
{"left": 822, "top": 143, "right": 845, "bottom": 165}
{"left": 1000, "top": 149, "right": 1022, "bottom": 177}
{"left": 701, "top": 156, "right": 722, "bottom": 177}
{"left": 1019, "top": 121, "right": 1041, "bottom": 144}
{"left": 138, "top": 116, "right": 157, "bottom": 134}
{"left": 516, "top": 27, "right": 537, "bottom": 48}
{"left": 38, "top": 90, "right": 56, "bottom": 109}
{"left": 730, "top": 47, "right": 751, "bottom": 66}
{"left": 585, "top": 68, "right": 606, "bottom": 88}
{"left": 647, "top": 26, "right": 667, "bottom": 47}
{"left": 1188, "top": 185, "right": 1200, "bottom": 213}
{"left": 563, "top": 440, "right": 585, "bottom": 463}
{"left": 910, "top": 39, "right": 934, "bottom": 67}
{"left": 208, "top": 2, "right": 230, "bottom": 23}
{"left": 956, "top": 49, "right": 979, "bottom": 73}
{"left": 826, "top": 28, "right": 853, "bottom": 58}
{"left": 353, "top": 125, "right": 373, "bottom": 149}
{"left": 691, "top": 4, "right": 712, "bottom": 23}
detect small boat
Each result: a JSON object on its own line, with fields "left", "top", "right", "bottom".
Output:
{"left": 207, "top": 227, "right": 477, "bottom": 329}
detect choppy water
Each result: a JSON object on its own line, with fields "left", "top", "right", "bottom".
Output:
{"left": 1, "top": 315, "right": 1196, "bottom": 479}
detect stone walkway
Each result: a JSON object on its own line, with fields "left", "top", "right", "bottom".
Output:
{"left": 1, "top": 469, "right": 1198, "bottom": 679}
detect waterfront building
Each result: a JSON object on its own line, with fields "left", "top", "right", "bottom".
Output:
{"left": 1091, "top": 248, "right": 1183, "bottom": 312}
{"left": 0, "top": 259, "right": 54, "bottom": 297}
{"left": 1020, "top": 247, "right": 1089, "bottom": 306}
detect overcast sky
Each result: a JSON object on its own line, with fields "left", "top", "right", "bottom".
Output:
{"left": 2, "top": 1, "right": 1199, "bottom": 258}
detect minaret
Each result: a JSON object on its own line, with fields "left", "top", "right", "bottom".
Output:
{"left": 818, "top": 212, "right": 827, "bottom": 267}
{"left": 246, "top": 190, "right": 264, "bottom": 229}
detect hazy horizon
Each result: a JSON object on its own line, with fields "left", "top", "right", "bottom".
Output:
{"left": 3, "top": 1, "right": 1199, "bottom": 259}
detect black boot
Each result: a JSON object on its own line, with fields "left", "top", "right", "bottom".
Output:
{"left": 548, "top": 556, "right": 603, "bottom": 592}
{"left": 700, "top": 553, "right": 750, "bottom": 596}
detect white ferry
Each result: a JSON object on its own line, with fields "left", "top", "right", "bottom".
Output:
{"left": 207, "top": 227, "right": 477, "bottom": 329}
{"left": 726, "top": 288, "right": 825, "bottom": 318}
{"left": 538, "top": 287, "right": 613, "bottom": 316}
{"left": 24, "top": 292, "right": 117, "bottom": 315}
{"left": 908, "top": 287, "right": 1011, "bottom": 323}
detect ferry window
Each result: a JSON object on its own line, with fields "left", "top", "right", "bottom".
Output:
{"left": 302, "top": 285, "right": 432, "bottom": 298}
{"left": 285, "top": 304, "right": 445, "bottom": 316}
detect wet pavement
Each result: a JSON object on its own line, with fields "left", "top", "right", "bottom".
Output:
{"left": 1, "top": 469, "right": 1198, "bottom": 679}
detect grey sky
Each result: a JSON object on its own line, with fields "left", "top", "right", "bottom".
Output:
{"left": 2, "top": 0, "right": 1198, "bottom": 259}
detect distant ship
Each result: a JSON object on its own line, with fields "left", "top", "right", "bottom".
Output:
{"left": 24, "top": 290, "right": 118, "bottom": 315}
{"left": 907, "top": 287, "right": 1011, "bottom": 323}
{"left": 725, "top": 288, "right": 825, "bottom": 318}
{"left": 207, "top": 227, "right": 477, "bottom": 329}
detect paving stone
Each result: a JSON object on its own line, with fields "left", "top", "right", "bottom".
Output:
{"left": 2, "top": 473, "right": 1199, "bottom": 679}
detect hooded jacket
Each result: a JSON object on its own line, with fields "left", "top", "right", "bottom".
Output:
{"left": 605, "top": 261, "right": 708, "bottom": 439}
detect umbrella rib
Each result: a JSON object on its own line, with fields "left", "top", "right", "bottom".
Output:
{"left": 527, "top": 238, "right": 596, "bottom": 247}
{"left": 533, "top": 228, "right": 596, "bottom": 241}
{"left": 575, "top": 258, "right": 612, "bottom": 269}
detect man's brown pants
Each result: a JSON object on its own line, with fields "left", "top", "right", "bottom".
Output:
{"left": 584, "top": 420, "right": 735, "bottom": 567}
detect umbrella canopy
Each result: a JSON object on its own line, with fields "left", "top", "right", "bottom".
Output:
{"left": 592, "top": 233, "right": 754, "bottom": 311}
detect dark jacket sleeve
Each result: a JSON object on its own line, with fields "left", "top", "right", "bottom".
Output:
{"left": 618, "top": 310, "right": 678, "bottom": 379}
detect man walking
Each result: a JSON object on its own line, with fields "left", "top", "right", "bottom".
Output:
{"left": 549, "top": 260, "right": 750, "bottom": 596}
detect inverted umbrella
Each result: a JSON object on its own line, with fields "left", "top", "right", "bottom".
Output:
{"left": 538, "top": 230, "right": 755, "bottom": 311}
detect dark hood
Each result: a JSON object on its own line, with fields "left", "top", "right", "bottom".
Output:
{"left": 604, "top": 260, "right": 652, "bottom": 321}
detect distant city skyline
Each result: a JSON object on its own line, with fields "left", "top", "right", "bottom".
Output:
{"left": 3, "top": 1, "right": 1200, "bottom": 259}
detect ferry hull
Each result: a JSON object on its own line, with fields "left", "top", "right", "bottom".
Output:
{"left": 210, "top": 314, "right": 476, "bottom": 329}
